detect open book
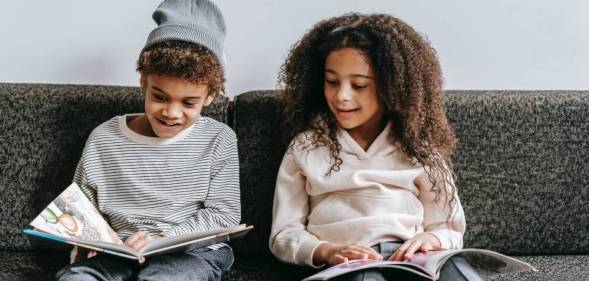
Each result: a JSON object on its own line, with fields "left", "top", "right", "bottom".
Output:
{"left": 23, "top": 182, "right": 252, "bottom": 263}
{"left": 303, "top": 248, "right": 537, "bottom": 281}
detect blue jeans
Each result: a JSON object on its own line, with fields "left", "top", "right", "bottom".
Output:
{"left": 55, "top": 246, "right": 234, "bottom": 281}
{"left": 331, "top": 242, "right": 483, "bottom": 281}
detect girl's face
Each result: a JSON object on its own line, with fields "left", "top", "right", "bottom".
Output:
{"left": 140, "top": 74, "right": 213, "bottom": 138}
{"left": 324, "top": 47, "right": 384, "bottom": 137}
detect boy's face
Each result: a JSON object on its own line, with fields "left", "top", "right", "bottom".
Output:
{"left": 140, "top": 74, "right": 213, "bottom": 138}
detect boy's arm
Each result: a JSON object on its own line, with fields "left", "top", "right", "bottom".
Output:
{"left": 163, "top": 129, "right": 241, "bottom": 236}
{"left": 415, "top": 169, "right": 465, "bottom": 250}
{"left": 73, "top": 152, "right": 99, "bottom": 209}
{"left": 269, "top": 150, "right": 323, "bottom": 267}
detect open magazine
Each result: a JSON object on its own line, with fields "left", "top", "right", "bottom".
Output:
{"left": 303, "top": 248, "right": 537, "bottom": 281}
{"left": 23, "top": 182, "right": 253, "bottom": 263}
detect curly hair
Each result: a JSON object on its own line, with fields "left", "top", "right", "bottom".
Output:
{"left": 136, "top": 40, "right": 225, "bottom": 98}
{"left": 279, "top": 13, "right": 458, "bottom": 208}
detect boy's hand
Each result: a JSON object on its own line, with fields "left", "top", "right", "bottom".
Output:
{"left": 313, "top": 242, "right": 383, "bottom": 266}
{"left": 125, "top": 231, "right": 160, "bottom": 250}
{"left": 72, "top": 247, "right": 97, "bottom": 263}
{"left": 389, "top": 233, "right": 443, "bottom": 262}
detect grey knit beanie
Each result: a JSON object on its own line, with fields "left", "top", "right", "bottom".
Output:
{"left": 144, "top": 0, "right": 226, "bottom": 65}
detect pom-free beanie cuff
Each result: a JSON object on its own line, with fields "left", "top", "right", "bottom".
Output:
{"left": 145, "top": 24, "right": 225, "bottom": 65}
{"left": 143, "top": 0, "right": 226, "bottom": 66}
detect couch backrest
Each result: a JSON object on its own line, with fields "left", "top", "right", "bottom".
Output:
{"left": 232, "top": 90, "right": 589, "bottom": 257}
{"left": 0, "top": 83, "right": 229, "bottom": 250}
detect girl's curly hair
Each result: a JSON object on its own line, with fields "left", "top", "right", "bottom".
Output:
{"left": 136, "top": 40, "right": 225, "bottom": 99}
{"left": 279, "top": 13, "right": 458, "bottom": 208}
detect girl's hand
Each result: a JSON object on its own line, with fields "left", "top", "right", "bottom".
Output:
{"left": 389, "top": 233, "right": 443, "bottom": 261}
{"left": 124, "top": 231, "right": 159, "bottom": 250}
{"left": 313, "top": 242, "right": 383, "bottom": 266}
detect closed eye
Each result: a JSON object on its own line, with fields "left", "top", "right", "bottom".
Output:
{"left": 183, "top": 101, "right": 197, "bottom": 108}
{"left": 152, "top": 93, "right": 166, "bottom": 101}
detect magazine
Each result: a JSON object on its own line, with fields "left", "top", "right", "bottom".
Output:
{"left": 23, "top": 182, "right": 252, "bottom": 263}
{"left": 303, "top": 248, "right": 537, "bottom": 281}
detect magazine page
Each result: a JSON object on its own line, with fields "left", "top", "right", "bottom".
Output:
{"left": 422, "top": 249, "right": 537, "bottom": 279}
{"left": 29, "top": 182, "right": 122, "bottom": 244}
{"left": 301, "top": 259, "right": 433, "bottom": 281}
{"left": 139, "top": 224, "right": 253, "bottom": 255}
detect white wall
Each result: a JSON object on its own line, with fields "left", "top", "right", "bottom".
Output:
{"left": 1, "top": 0, "right": 587, "bottom": 98}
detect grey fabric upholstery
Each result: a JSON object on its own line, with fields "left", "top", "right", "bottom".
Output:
{"left": 1, "top": 84, "right": 587, "bottom": 280}
{"left": 445, "top": 91, "right": 589, "bottom": 254}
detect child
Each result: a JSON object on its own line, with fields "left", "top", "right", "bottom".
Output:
{"left": 269, "top": 13, "right": 483, "bottom": 281}
{"left": 55, "top": 0, "right": 240, "bottom": 280}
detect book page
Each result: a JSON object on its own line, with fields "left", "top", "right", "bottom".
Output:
{"left": 139, "top": 224, "right": 252, "bottom": 255}
{"left": 29, "top": 182, "right": 122, "bottom": 244}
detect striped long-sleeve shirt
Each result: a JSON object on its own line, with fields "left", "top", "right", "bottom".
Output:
{"left": 74, "top": 114, "right": 241, "bottom": 246}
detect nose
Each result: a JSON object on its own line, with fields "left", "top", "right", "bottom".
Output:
{"left": 336, "top": 84, "right": 352, "bottom": 102}
{"left": 162, "top": 103, "right": 182, "bottom": 119}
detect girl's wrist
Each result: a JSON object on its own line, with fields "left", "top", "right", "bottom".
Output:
{"left": 423, "top": 232, "right": 442, "bottom": 248}
{"left": 313, "top": 242, "right": 335, "bottom": 266}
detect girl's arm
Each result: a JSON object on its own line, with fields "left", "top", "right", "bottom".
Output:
{"left": 269, "top": 150, "right": 324, "bottom": 267}
{"left": 415, "top": 171, "right": 466, "bottom": 250}
{"left": 390, "top": 171, "right": 465, "bottom": 261}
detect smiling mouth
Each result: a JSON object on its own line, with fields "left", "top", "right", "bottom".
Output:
{"left": 337, "top": 108, "right": 359, "bottom": 113}
{"left": 157, "top": 118, "right": 181, "bottom": 127}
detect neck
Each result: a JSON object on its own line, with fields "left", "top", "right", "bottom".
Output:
{"left": 127, "top": 115, "right": 156, "bottom": 137}
{"left": 347, "top": 119, "right": 388, "bottom": 151}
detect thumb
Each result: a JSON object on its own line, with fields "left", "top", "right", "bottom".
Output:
{"left": 333, "top": 255, "right": 348, "bottom": 265}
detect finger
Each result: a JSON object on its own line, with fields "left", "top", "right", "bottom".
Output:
{"left": 126, "top": 232, "right": 148, "bottom": 249}
{"left": 333, "top": 254, "right": 348, "bottom": 265}
{"left": 351, "top": 244, "right": 382, "bottom": 259}
{"left": 345, "top": 245, "right": 382, "bottom": 260}
{"left": 340, "top": 248, "right": 369, "bottom": 259}
{"left": 390, "top": 241, "right": 413, "bottom": 261}
{"left": 129, "top": 235, "right": 152, "bottom": 250}
{"left": 124, "top": 232, "right": 144, "bottom": 246}
{"left": 87, "top": 250, "right": 97, "bottom": 258}
{"left": 404, "top": 240, "right": 423, "bottom": 260}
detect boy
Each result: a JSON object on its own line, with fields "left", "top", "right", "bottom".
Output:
{"left": 56, "top": 0, "right": 240, "bottom": 280}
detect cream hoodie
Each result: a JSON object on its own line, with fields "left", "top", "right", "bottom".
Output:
{"left": 269, "top": 123, "right": 465, "bottom": 266}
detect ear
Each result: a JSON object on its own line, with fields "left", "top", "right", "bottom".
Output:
{"left": 139, "top": 74, "right": 147, "bottom": 93}
{"left": 204, "top": 93, "right": 215, "bottom": 106}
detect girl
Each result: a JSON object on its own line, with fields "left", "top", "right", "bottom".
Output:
{"left": 269, "top": 13, "right": 482, "bottom": 281}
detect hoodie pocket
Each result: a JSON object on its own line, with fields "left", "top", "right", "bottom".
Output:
{"left": 308, "top": 190, "right": 420, "bottom": 225}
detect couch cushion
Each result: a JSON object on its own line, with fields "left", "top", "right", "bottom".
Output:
{"left": 445, "top": 91, "right": 589, "bottom": 255}
{"left": 0, "top": 83, "right": 229, "bottom": 250}
{"left": 487, "top": 255, "right": 589, "bottom": 281}
{"left": 231, "top": 91, "right": 286, "bottom": 256}
{"left": 232, "top": 90, "right": 589, "bottom": 257}
{"left": 0, "top": 250, "right": 69, "bottom": 281}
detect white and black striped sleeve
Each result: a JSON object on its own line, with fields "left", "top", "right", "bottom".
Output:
{"left": 163, "top": 128, "right": 241, "bottom": 236}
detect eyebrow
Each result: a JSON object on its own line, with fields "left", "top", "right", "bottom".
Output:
{"left": 325, "top": 69, "right": 373, "bottom": 79}
{"left": 152, "top": 86, "right": 203, "bottom": 99}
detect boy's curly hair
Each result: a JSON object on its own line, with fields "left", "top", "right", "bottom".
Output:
{"left": 279, "top": 13, "right": 458, "bottom": 207}
{"left": 136, "top": 40, "right": 224, "bottom": 98}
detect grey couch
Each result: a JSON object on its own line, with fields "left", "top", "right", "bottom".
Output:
{"left": 1, "top": 83, "right": 588, "bottom": 280}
